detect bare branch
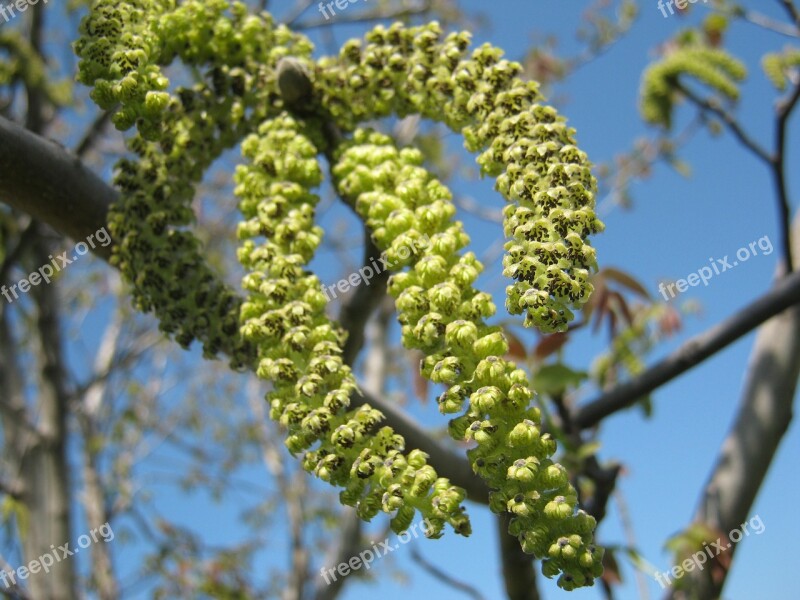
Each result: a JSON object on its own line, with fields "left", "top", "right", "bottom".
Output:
{"left": 496, "top": 512, "right": 540, "bottom": 600}
{"left": 674, "top": 81, "right": 772, "bottom": 165}
{"left": 0, "top": 116, "right": 115, "bottom": 259}
{"left": 574, "top": 267, "right": 800, "bottom": 429}
{"left": 742, "top": 9, "right": 800, "bottom": 37}
{"left": 676, "top": 79, "right": 798, "bottom": 271}
{"left": 0, "top": 553, "right": 31, "bottom": 600}
{"left": 293, "top": 1, "right": 434, "bottom": 31}
{"left": 74, "top": 110, "right": 114, "bottom": 159}
{"left": 410, "top": 546, "right": 487, "bottom": 600}
{"left": 313, "top": 508, "right": 361, "bottom": 600}
{"left": 779, "top": 0, "right": 800, "bottom": 27}
{"left": 339, "top": 230, "right": 389, "bottom": 366}
{"left": 771, "top": 78, "right": 800, "bottom": 273}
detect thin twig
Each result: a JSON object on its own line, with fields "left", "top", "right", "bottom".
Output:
{"left": 614, "top": 489, "right": 650, "bottom": 600}
{"left": 74, "top": 110, "right": 113, "bottom": 158}
{"left": 676, "top": 79, "right": 796, "bottom": 270}
{"left": 283, "top": 0, "right": 315, "bottom": 27}
{"left": 409, "top": 547, "right": 487, "bottom": 600}
{"left": 779, "top": 0, "right": 800, "bottom": 27}
{"left": 741, "top": 9, "right": 800, "bottom": 37}
{"left": 674, "top": 81, "right": 772, "bottom": 165}
{"left": 573, "top": 267, "right": 800, "bottom": 429}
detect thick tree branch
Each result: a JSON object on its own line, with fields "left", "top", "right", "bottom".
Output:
{"left": 496, "top": 512, "right": 540, "bottom": 600}
{"left": 574, "top": 267, "right": 800, "bottom": 429}
{"left": 0, "top": 116, "right": 115, "bottom": 260}
{"left": 17, "top": 230, "right": 77, "bottom": 600}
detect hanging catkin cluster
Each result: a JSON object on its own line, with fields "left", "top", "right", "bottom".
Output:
{"left": 235, "top": 114, "right": 470, "bottom": 537}
{"left": 74, "top": 0, "right": 313, "bottom": 365}
{"left": 333, "top": 130, "right": 602, "bottom": 590}
{"left": 75, "top": 1, "right": 605, "bottom": 589}
{"left": 315, "top": 22, "right": 602, "bottom": 333}
{"left": 640, "top": 44, "right": 746, "bottom": 128}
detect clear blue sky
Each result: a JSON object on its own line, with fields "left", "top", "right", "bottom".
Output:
{"left": 51, "top": 1, "right": 798, "bottom": 598}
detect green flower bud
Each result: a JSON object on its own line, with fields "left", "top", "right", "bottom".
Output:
{"left": 473, "top": 331, "right": 509, "bottom": 359}
{"left": 508, "top": 457, "right": 540, "bottom": 483}
{"left": 508, "top": 419, "right": 540, "bottom": 447}
{"left": 544, "top": 495, "right": 574, "bottom": 520}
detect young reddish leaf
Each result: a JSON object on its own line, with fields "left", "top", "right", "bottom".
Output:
{"left": 659, "top": 305, "right": 682, "bottom": 336}
{"left": 608, "top": 290, "right": 634, "bottom": 327}
{"left": 591, "top": 285, "right": 611, "bottom": 334}
{"left": 601, "top": 547, "right": 623, "bottom": 585}
{"left": 534, "top": 332, "right": 570, "bottom": 360}
{"left": 504, "top": 329, "right": 528, "bottom": 361}
{"left": 601, "top": 267, "right": 652, "bottom": 299}
{"left": 409, "top": 351, "right": 429, "bottom": 403}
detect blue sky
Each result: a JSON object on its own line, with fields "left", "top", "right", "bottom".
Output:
{"left": 25, "top": 1, "right": 798, "bottom": 598}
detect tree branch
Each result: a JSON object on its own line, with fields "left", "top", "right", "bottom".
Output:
{"left": 339, "top": 229, "right": 390, "bottom": 366}
{"left": 676, "top": 78, "right": 798, "bottom": 271}
{"left": 0, "top": 116, "right": 115, "bottom": 260}
{"left": 740, "top": 8, "right": 800, "bottom": 37}
{"left": 409, "top": 546, "right": 487, "bottom": 600}
{"left": 496, "top": 512, "right": 540, "bottom": 600}
{"left": 354, "top": 388, "right": 490, "bottom": 504}
{"left": 312, "top": 508, "right": 362, "bottom": 600}
{"left": 772, "top": 78, "right": 800, "bottom": 273}
{"left": 74, "top": 110, "right": 114, "bottom": 159}
{"left": 674, "top": 81, "right": 772, "bottom": 166}
{"left": 293, "top": 1, "right": 434, "bottom": 31}
{"left": 574, "top": 267, "right": 800, "bottom": 429}
{"left": 779, "top": 0, "right": 800, "bottom": 27}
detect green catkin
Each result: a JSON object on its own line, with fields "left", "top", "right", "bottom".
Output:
{"left": 315, "top": 22, "right": 602, "bottom": 333}
{"left": 762, "top": 47, "right": 800, "bottom": 91}
{"left": 332, "top": 130, "right": 602, "bottom": 590}
{"left": 76, "top": 2, "right": 605, "bottom": 586}
{"left": 235, "top": 114, "right": 470, "bottom": 537}
{"left": 639, "top": 45, "right": 746, "bottom": 128}
{"left": 75, "top": 0, "right": 313, "bottom": 365}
